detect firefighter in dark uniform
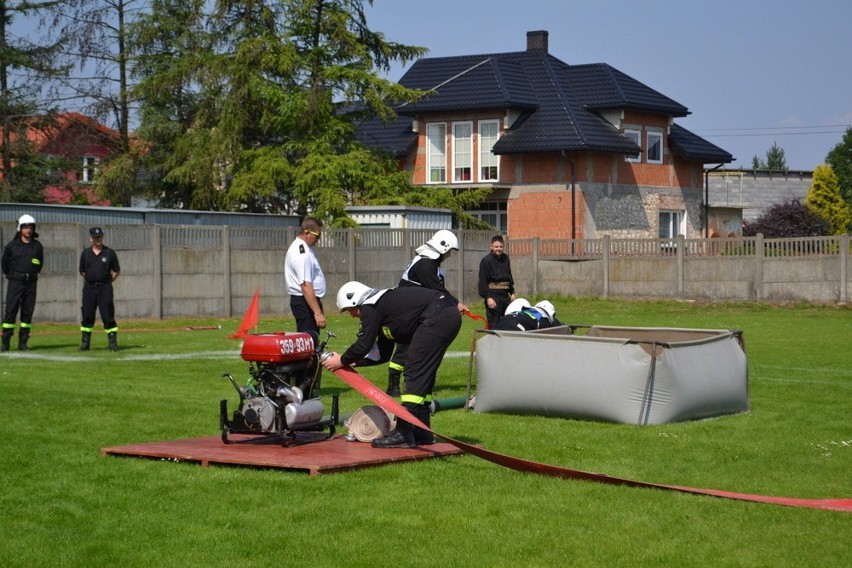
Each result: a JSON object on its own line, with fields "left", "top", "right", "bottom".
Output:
{"left": 478, "top": 234, "right": 515, "bottom": 328}
{"left": 79, "top": 227, "right": 121, "bottom": 351}
{"left": 1, "top": 214, "right": 44, "bottom": 351}
{"left": 492, "top": 300, "right": 562, "bottom": 331}
{"left": 385, "top": 229, "right": 468, "bottom": 397}
{"left": 322, "top": 281, "right": 462, "bottom": 448}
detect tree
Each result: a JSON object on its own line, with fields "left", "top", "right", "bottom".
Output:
{"left": 825, "top": 126, "right": 852, "bottom": 207}
{"left": 742, "top": 200, "right": 828, "bottom": 238}
{"left": 805, "top": 164, "right": 852, "bottom": 235}
{"left": 751, "top": 141, "right": 787, "bottom": 171}
{"left": 43, "top": 0, "right": 151, "bottom": 206}
{"left": 131, "top": 0, "right": 440, "bottom": 224}
{"left": 0, "top": 1, "right": 69, "bottom": 201}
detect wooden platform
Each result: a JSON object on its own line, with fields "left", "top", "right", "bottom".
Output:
{"left": 101, "top": 433, "right": 465, "bottom": 475}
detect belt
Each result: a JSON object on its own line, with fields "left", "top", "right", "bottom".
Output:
{"left": 9, "top": 271, "right": 38, "bottom": 282}
{"left": 488, "top": 282, "right": 511, "bottom": 290}
{"left": 86, "top": 280, "right": 110, "bottom": 286}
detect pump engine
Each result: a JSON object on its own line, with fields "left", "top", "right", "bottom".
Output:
{"left": 220, "top": 330, "right": 338, "bottom": 445}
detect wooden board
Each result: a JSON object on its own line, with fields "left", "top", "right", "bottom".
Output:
{"left": 101, "top": 433, "right": 465, "bottom": 475}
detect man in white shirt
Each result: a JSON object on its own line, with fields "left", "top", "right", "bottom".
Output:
{"left": 285, "top": 217, "right": 327, "bottom": 334}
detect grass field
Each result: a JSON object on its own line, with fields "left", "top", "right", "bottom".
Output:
{"left": 1, "top": 298, "right": 850, "bottom": 567}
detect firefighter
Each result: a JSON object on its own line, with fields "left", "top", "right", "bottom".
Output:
{"left": 492, "top": 299, "right": 562, "bottom": 331}
{"left": 478, "top": 235, "right": 515, "bottom": 327}
{"left": 78, "top": 227, "right": 121, "bottom": 351}
{"left": 1, "top": 215, "right": 44, "bottom": 351}
{"left": 322, "top": 281, "right": 462, "bottom": 448}
{"left": 385, "top": 229, "right": 468, "bottom": 397}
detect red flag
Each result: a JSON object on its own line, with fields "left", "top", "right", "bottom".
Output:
{"left": 229, "top": 288, "right": 259, "bottom": 339}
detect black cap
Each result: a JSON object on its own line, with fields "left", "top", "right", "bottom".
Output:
{"left": 89, "top": 227, "right": 104, "bottom": 237}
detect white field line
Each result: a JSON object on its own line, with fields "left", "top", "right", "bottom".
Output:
{"left": 1, "top": 350, "right": 474, "bottom": 363}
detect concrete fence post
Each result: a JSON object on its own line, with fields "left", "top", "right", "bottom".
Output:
{"left": 532, "top": 237, "right": 540, "bottom": 296}
{"left": 222, "top": 225, "right": 231, "bottom": 318}
{"left": 151, "top": 225, "right": 162, "bottom": 319}
{"left": 676, "top": 234, "right": 685, "bottom": 297}
{"left": 755, "top": 233, "right": 764, "bottom": 301}
{"left": 840, "top": 234, "right": 848, "bottom": 304}
{"left": 348, "top": 228, "right": 356, "bottom": 281}
{"left": 603, "top": 235, "right": 611, "bottom": 298}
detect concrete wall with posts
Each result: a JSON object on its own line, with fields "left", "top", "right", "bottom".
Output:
{"left": 1, "top": 223, "right": 848, "bottom": 325}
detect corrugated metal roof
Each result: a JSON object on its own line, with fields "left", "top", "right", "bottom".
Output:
{"left": 0, "top": 203, "right": 300, "bottom": 228}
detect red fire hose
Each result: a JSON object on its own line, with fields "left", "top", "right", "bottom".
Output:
{"left": 331, "top": 365, "right": 851, "bottom": 513}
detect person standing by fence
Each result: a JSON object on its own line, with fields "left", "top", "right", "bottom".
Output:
{"left": 79, "top": 227, "right": 121, "bottom": 351}
{"left": 479, "top": 235, "right": 515, "bottom": 328}
{"left": 1, "top": 215, "right": 44, "bottom": 351}
{"left": 285, "top": 217, "right": 327, "bottom": 335}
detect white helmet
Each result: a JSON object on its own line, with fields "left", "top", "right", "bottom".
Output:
{"left": 17, "top": 214, "right": 36, "bottom": 232}
{"left": 534, "top": 300, "right": 556, "bottom": 321}
{"left": 504, "top": 298, "right": 531, "bottom": 316}
{"left": 336, "top": 281, "right": 383, "bottom": 311}
{"left": 425, "top": 230, "right": 458, "bottom": 257}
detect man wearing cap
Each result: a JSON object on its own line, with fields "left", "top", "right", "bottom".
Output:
{"left": 79, "top": 227, "right": 121, "bottom": 351}
{"left": 2, "top": 214, "right": 44, "bottom": 351}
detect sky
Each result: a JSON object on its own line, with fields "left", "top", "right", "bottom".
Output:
{"left": 364, "top": 0, "right": 852, "bottom": 171}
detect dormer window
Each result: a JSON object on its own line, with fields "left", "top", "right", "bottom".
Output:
{"left": 426, "top": 123, "right": 447, "bottom": 183}
{"left": 624, "top": 129, "right": 641, "bottom": 162}
{"left": 479, "top": 120, "right": 500, "bottom": 182}
{"left": 647, "top": 131, "right": 663, "bottom": 164}
{"left": 452, "top": 121, "right": 472, "bottom": 182}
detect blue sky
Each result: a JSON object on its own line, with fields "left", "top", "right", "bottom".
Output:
{"left": 365, "top": 0, "right": 852, "bottom": 171}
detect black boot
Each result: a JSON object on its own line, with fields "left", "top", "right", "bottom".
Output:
{"left": 79, "top": 331, "right": 91, "bottom": 351}
{"left": 18, "top": 328, "right": 30, "bottom": 351}
{"left": 386, "top": 368, "right": 401, "bottom": 397}
{"left": 372, "top": 405, "right": 416, "bottom": 448}
{"left": 0, "top": 330, "right": 11, "bottom": 352}
{"left": 108, "top": 331, "right": 118, "bottom": 352}
{"left": 412, "top": 403, "right": 435, "bottom": 446}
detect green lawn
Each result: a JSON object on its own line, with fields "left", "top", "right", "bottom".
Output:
{"left": 1, "top": 298, "right": 850, "bottom": 567}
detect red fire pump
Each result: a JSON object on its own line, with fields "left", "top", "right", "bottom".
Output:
{"left": 220, "top": 330, "right": 339, "bottom": 445}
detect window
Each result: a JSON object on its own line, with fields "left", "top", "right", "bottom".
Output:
{"left": 659, "top": 210, "right": 685, "bottom": 239}
{"left": 81, "top": 156, "right": 98, "bottom": 183}
{"left": 624, "top": 129, "right": 641, "bottom": 162}
{"left": 426, "top": 123, "right": 447, "bottom": 183}
{"left": 452, "top": 122, "right": 472, "bottom": 182}
{"left": 469, "top": 201, "right": 508, "bottom": 233}
{"left": 647, "top": 131, "right": 663, "bottom": 164}
{"left": 479, "top": 120, "right": 500, "bottom": 181}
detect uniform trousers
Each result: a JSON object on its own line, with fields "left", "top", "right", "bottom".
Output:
{"left": 81, "top": 281, "right": 117, "bottom": 329}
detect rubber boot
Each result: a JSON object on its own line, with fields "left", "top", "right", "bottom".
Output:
{"left": 412, "top": 403, "right": 435, "bottom": 446}
{"left": 18, "top": 328, "right": 30, "bottom": 351}
{"left": 372, "top": 403, "right": 416, "bottom": 448}
{"left": 108, "top": 331, "right": 118, "bottom": 352}
{"left": 79, "top": 331, "right": 91, "bottom": 351}
{"left": 386, "top": 367, "right": 401, "bottom": 397}
{"left": 1, "top": 330, "right": 11, "bottom": 352}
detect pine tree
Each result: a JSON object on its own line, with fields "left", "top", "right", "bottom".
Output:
{"left": 825, "top": 126, "right": 852, "bottom": 207}
{"left": 131, "top": 0, "right": 448, "bottom": 223}
{"left": 805, "top": 164, "right": 852, "bottom": 235}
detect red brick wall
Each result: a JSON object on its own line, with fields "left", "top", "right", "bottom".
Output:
{"left": 508, "top": 187, "right": 585, "bottom": 240}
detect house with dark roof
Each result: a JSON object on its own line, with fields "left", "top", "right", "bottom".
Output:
{"left": 356, "top": 30, "right": 733, "bottom": 240}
